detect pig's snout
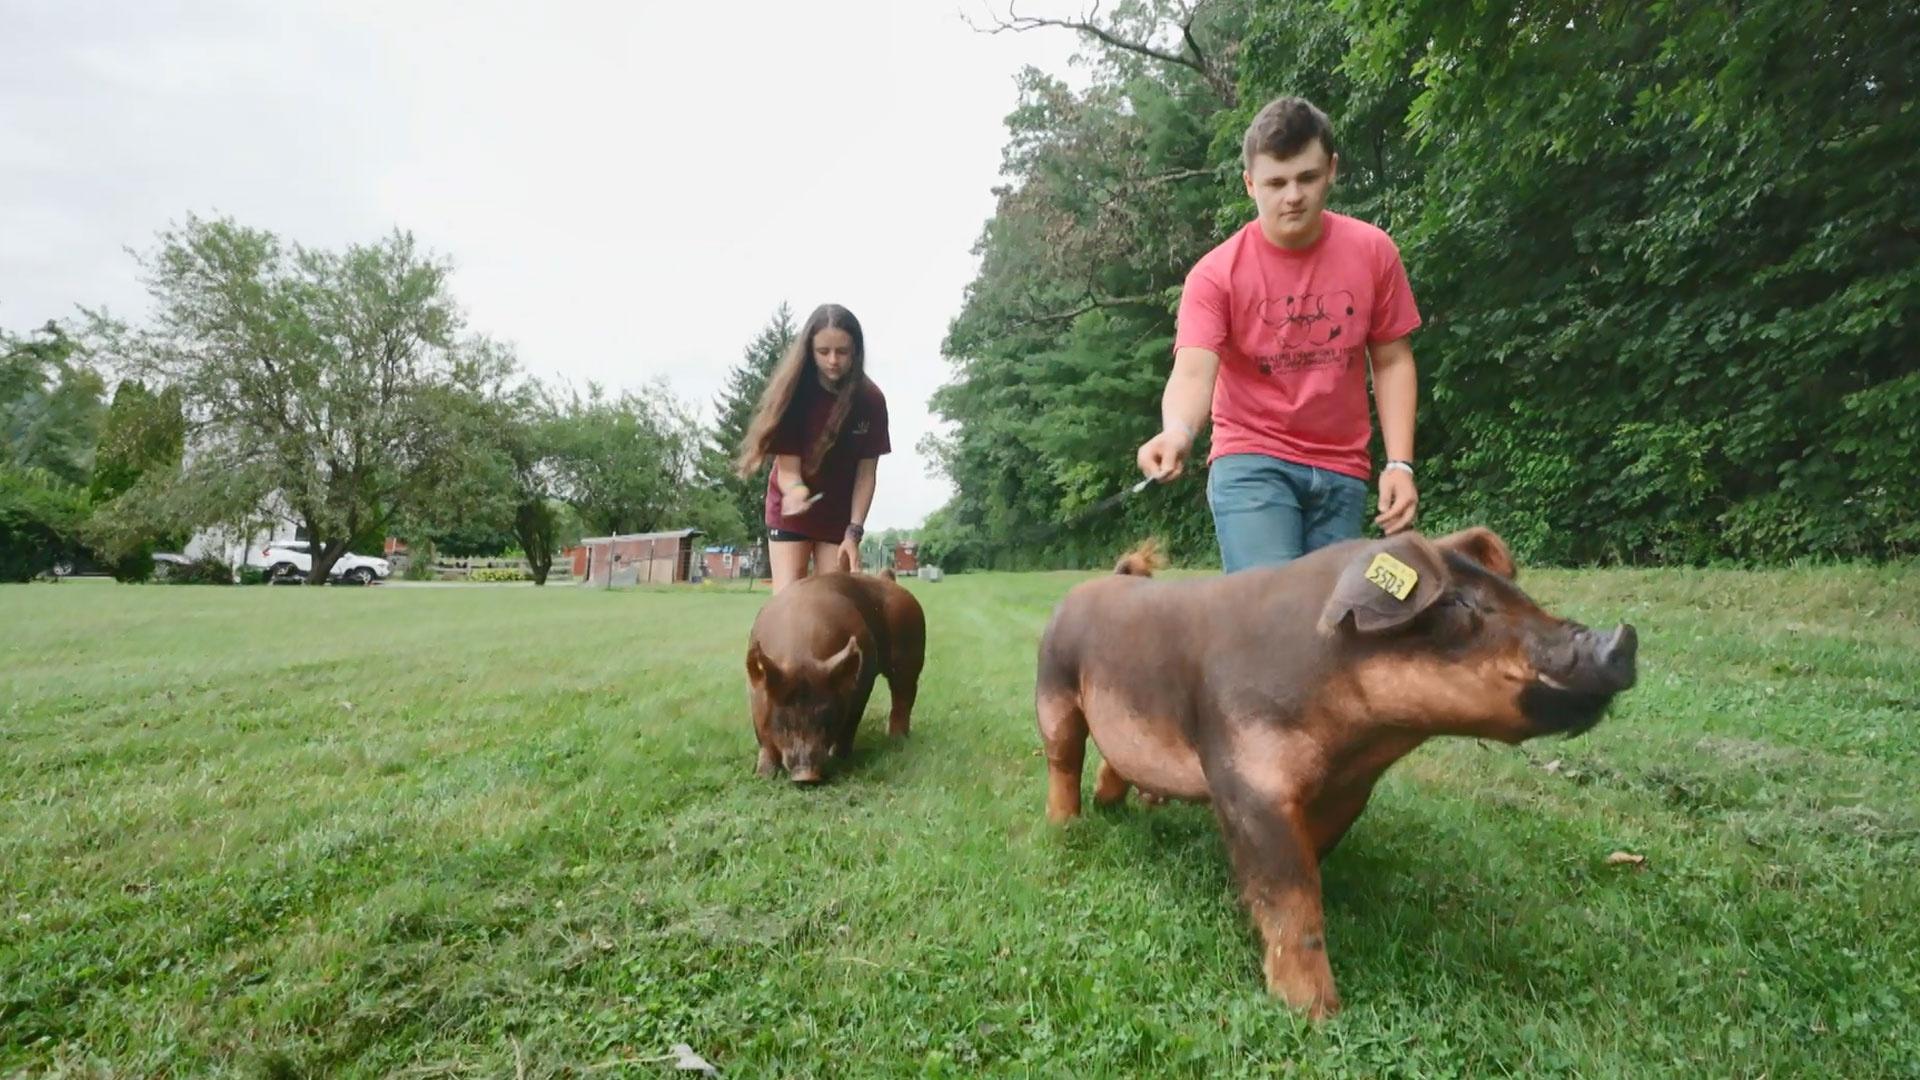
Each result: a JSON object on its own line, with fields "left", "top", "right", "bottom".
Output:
{"left": 1536, "top": 622, "right": 1639, "bottom": 697}
{"left": 786, "top": 759, "right": 824, "bottom": 785}
{"left": 1525, "top": 622, "right": 1638, "bottom": 737}
{"left": 1597, "top": 624, "right": 1637, "bottom": 690}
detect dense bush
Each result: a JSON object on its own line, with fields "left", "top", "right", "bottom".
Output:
{"left": 0, "top": 467, "right": 91, "bottom": 582}
{"left": 157, "top": 555, "right": 238, "bottom": 585}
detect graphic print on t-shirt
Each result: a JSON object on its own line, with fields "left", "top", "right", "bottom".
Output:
{"left": 1250, "top": 290, "right": 1360, "bottom": 377}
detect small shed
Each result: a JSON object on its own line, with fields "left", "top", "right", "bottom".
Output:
{"left": 573, "top": 528, "right": 704, "bottom": 586}
{"left": 700, "top": 545, "right": 759, "bottom": 580}
{"left": 892, "top": 540, "right": 920, "bottom": 576}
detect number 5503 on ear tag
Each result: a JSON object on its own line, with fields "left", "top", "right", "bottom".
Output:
{"left": 1364, "top": 552, "right": 1418, "bottom": 601}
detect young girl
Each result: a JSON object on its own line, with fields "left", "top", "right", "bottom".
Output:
{"left": 735, "top": 303, "right": 890, "bottom": 592}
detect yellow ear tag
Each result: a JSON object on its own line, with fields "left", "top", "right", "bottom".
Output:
{"left": 1364, "top": 552, "right": 1418, "bottom": 601}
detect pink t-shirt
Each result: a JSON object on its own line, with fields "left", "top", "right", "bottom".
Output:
{"left": 1175, "top": 212, "right": 1421, "bottom": 480}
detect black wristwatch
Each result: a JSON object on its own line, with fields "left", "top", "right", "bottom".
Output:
{"left": 845, "top": 522, "right": 865, "bottom": 541}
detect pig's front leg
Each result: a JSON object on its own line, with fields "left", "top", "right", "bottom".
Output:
{"left": 833, "top": 673, "right": 878, "bottom": 759}
{"left": 750, "top": 684, "right": 780, "bottom": 778}
{"left": 1306, "top": 778, "right": 1379, "bottom": 861}
{"left": 1209, "top": 772, "right": 1340, "bottom": 1020}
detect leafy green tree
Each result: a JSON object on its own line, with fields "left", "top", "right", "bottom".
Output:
{"left": 546, "top": 380, "right": 712, "bottom": 539}
{"left": 91, "top": 216, "right": 519, "bottom": 583}
{"left": 2, "top": 322, "right": 106, "bottom": 488}
{"left": 932, "top": 5, "right": 1234, "bottom": 567}
{"left": 1333, "top": 0, "right": 1920, "bottom": 561}
{"left": 933, "top": 0, "right": 1920, "bottom": 566}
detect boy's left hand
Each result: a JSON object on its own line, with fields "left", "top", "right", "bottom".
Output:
{"left": 1376, "top": 471, "right": 1419, "bottom": 534}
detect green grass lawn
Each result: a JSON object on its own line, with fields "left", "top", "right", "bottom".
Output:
{"left": 3, "top": 566, "right": 1917, "bottom": 1077}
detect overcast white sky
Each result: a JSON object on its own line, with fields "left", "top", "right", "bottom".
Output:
{"left": 0, "top": 1, "right": 1091, "bottom": 531}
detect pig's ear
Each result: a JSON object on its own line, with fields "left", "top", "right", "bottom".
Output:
{"left": 1319, "top": 534, "right": 1450, "bottom": 636}
{"left": 746, "top": 641, "right": 785, "bottom": 697}
{"left": 826, "top": 635, "right": 864, "bottom": 692}
{"left": 1433, "top": 526, "right": 1517, "bottom": 580}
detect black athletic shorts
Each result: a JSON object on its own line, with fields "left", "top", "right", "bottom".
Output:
{"left": 767, "top": 528, "right": 835, "bottom": 543}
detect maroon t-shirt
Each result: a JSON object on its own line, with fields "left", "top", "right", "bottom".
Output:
{"left": 763, "top": 375, "right": 890, "bottom": 541}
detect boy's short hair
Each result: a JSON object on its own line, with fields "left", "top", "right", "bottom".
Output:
{"left": 1243, "top": 96, "right": 1337, "bottom": 169}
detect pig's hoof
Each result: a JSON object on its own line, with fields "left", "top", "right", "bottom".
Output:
{"left": 1270, "top": 985, "right": 1340, "bottom": 1022}
{"left": 1266, "top": 968, "right": 1340, "bottom": 1021}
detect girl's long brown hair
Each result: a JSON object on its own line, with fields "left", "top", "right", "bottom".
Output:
{"left": 734, "top": 303, "right": 866, "bottom": 479}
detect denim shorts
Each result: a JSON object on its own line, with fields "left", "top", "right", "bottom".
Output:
{"left": 1206, "top": 453, "right": 1369, "bottom": 573}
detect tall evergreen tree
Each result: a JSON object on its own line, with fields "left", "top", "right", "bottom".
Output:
{"left": 703, "top": 304, "right": 796, "bottom": 569}
{"left": 85, "top": 379, "right": 187, "bottom": 580}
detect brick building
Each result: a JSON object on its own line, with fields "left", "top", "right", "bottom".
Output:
{"left": 570, "top": 528, "right": 704, "bottom": 586}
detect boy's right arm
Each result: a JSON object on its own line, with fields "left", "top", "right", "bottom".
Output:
{"left": 1137, "top": 347, "right": 1219, "bottom": 482}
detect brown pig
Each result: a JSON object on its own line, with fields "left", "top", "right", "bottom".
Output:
{"left": 745, "top": 571, "right": 926, "bottom": 783}
{"left": 1034, "top": 527, "right": 1638, "bottom": 1019}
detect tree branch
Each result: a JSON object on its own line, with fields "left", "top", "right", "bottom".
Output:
{"left": 1017, "top": 291, "right": 1160, "bottom": 327}
{"left": 1140, "top": 166, "right": 1218, "bottom": 187}
{"left": 1176, "top": 1, "right": 1208, "bottom": 74}
{"left": 968, "top": 1, "right": 1237, "bottom": 104}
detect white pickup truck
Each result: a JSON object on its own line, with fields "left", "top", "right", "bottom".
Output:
{"left": 250, "top": 540, "right": 392, "bottom": 585}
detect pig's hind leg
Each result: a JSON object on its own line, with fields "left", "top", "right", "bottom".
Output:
{"left": 1037, "top": 690, "right": 1090, "bottom": 823}
{"left": 885, "top": 654, "right": 922, "bottom": 739}
{"left": 1093, "top": 760, "right": 1133, "bottom": 807}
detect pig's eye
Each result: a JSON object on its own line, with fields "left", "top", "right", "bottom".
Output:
{"left": 1433, "top": 594, "right": 1482, "bottom": 632}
